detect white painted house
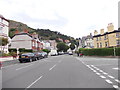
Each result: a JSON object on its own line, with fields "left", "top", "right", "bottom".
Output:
{"left": 10, "top": 33, "right": 43, "bottom": 51}
{"left": 0, "top": 15, "right": 10, "bottom": 53}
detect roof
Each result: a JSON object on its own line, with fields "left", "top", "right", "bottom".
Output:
{"left": 12, "top": 33, "right": 32, "bottom": 39}
{"left": 93, "top": 30, "right": 120, "bottom": 38}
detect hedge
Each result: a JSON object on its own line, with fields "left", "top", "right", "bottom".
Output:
{"left": 9, "top": 48, "right": 33, "bottom": 53}
{"left": 79, "top": 47, "right": 120, "bottom": 56}
{"left": 19, "top": 48, "right": 33, "bottom": 52}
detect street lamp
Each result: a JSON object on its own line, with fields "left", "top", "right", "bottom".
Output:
{"left": 113, "top": 47, "right": 116, "bottom": 56}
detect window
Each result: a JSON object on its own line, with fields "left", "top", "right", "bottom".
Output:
{"left": 96, "top": 37, "right": 98, "bottom": 41}
{"left": 116, "top": 33, "right": 120, "bottom": 38}
{"left": 100, "top": 43, "right": 101, "bottom": 47}
{"left": 104, "top": 35, "right": 107, "bottom": 40}
{"left": 97, "top": 43, "right": 99, "bottom": 48}
{"left": 105, "top": 42, "right": 108, "bottom": 47}
{"left": 116, "top": 40, "right": 120, "bottom": 45}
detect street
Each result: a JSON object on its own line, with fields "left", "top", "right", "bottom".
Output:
{"left": 1, "top": 55, "right": 119, "bottom": 89}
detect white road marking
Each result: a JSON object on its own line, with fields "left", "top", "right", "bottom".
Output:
{"left": 99, "top": 70, "right": 104, "bottom": 73}
{"left": 16, "top": 64, "right": 33, "bottom": 70}
{"left": 113, "top": 85, "right": 119, "bottom": 89}
{"left": 49, "top": 64, "right": 56, "bottom": 71}
{"left": 103, "top": 72, "right": 108, "bottom": 75}
{"left": 105, "top": 79, "right": 113, "bottom": 84}
{"left": 115, "top": 79, "right": 120, "bottom": 83}
{"left": 100, "top": 75, "right": 106, "bottom": 79}
{"left": 96, "top": 68, "right": 100, "bottom": 71}
{"left": 113, "top": 68, "right": 120, "bottom": 70}
{"left": 108, "top": 75, "right": 115, "bottom": 79}
{"left": 26, "top": 76, "right": 43, "bottom": 88}
{"left": 94, "top": 64, "right": 112, "bottom": 66}
{"left": 93, "top": 70, "right": 97, "bottom": 73}
{"left": 96, "top": 73, "right": 101, "bottom": 75}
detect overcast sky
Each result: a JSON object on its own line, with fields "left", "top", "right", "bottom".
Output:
{"left": 0, "top": 0, "right": 119, "bottom": 38}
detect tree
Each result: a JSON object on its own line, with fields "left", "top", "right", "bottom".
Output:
{"left": 70, "top": 43, "right": 75, "bottom": 51}
{"left": 57, "top": 42, "right": 69, "bottom": 52}
{"left": 0, "top": 37, "right": 9, "bottom": 53}
{"left": 42, "top": 49, "right": 50, "bottom": 54}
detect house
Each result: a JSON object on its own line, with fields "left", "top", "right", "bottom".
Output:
{"left": 80, "top": 33, "right": 94, "bottom": 48}
{"left": 10, "top": 33, "right": 43, "bottom": 51}
{"left": 85, "top": 33, "right": 94, "bottom": 48}
{"left": 93, "top": 23, "right": 120, "bottom": 48}
{"left": 41, "top": 40, "right": 51, "bottom": 50}
{"left": 0, "top": 15, "right": 10, "bottom": 53}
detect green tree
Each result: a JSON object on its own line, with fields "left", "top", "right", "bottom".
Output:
{"left": 42, "top": 49, "right": 50, "bottom": 54}
{"left": 0, "top": 37, "right": 9, "bottom": 53}
{"left": 70, "top": 43, "right": 75, "bottom": 51}
{"left": 57, "top": 42, "right": 69, "bottom": 52}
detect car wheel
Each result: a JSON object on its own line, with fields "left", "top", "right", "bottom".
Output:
{"left": 19, "top": 61, "right": 23, "bottom": 63}
{"left": 30, "top": 58, "right": 32, "bottom": 62}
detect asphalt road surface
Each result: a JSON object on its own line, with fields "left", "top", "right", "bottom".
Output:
{"left": 1, "top": 55, "right": 119, "bottom": 89}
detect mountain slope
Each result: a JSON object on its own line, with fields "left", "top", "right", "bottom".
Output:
{"left": 9, "top": 20, "right": 75, "bottom": 43}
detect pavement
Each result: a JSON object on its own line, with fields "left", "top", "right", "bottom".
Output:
{"left": 1, "top": 55, "right": 119, "bottom": 89}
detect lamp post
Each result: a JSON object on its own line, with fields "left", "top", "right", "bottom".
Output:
{"left": 113, "top": 47, "right": 116, "bottom": 56}
{"left": 17, "top": 48, "right": 19, "bottom": 59}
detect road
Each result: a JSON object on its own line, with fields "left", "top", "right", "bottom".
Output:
{"left": 1, "top": 55, "right": 119, "bottom": 89}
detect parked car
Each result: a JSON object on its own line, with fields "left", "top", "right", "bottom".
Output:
{"left": 79, "top": 53, "right": 84, "bottom": 57}
{"left": 68, "top": 52, "right": 73, "bottom": 55}
{"left": 58, "top": 51, "right": 64, "bottom": 55}
{"left": 40, "top": 52, "right": 48, "bottom": 58}
{"left": 19, "top": 53, "right": 36, "bottom": 63}
{"left": 33, "top": 52, "right": 43, "bottom": 60}
{"left": 49, "top": 50, "right": 58, "bottom": 56}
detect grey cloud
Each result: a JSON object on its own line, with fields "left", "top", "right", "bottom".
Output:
{"left": 12, "top": 12, "right": 68, "bottom": 28}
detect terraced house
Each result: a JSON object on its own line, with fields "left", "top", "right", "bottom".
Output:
{"left": 93, "top": 23, "right": 120, "bottom": 48}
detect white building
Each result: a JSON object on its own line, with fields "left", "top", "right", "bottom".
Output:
{"left": 0, "top": 15, "right": 9, "bottom": 53}
{"left": 41, "top": 40, "right": 51, "bottom": 50}
{"left": 42, "top": 40, "right": 57, "bottom": 50}
{"left": 10, "top": 33, "right": 43, "bottom": 51}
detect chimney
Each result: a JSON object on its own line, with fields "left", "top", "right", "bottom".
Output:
{"left": 100, "top": 29, "right": 104, "bottom": 35}
{"left": 107, "top": 23, "right": 114, "bottom": 32}
{"left": 94, "top": 30, "right": 98, "bottom": 35}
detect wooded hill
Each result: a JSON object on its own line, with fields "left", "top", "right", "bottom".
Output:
{"left": 9, "top": 20, "right": 76, "bottom": 43}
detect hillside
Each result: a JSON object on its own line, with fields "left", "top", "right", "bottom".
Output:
{"left": 9, "top": 20, "right": 76, "bottom": 43}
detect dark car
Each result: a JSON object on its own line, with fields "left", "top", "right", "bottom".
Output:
{"left": 40, "top": 52, "right": 48, "bottom": 58}
{"left": 33, "top": 52, "right": 43, "bottom": 60}
{"left": 19, "top": 53, "right": 36, "bottom": 63}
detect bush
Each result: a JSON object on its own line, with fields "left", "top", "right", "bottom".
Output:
{"left": 2, "top": 53, "right": 11, "bottom": 57}
{"left": 8, "top": 48, "right": 17, "bottom": 52}
{"left": 42, "top": 49, "right": 50, "bottom": 54}
{"left": 79, "top": 47, "right": 120, "bottom": 56}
